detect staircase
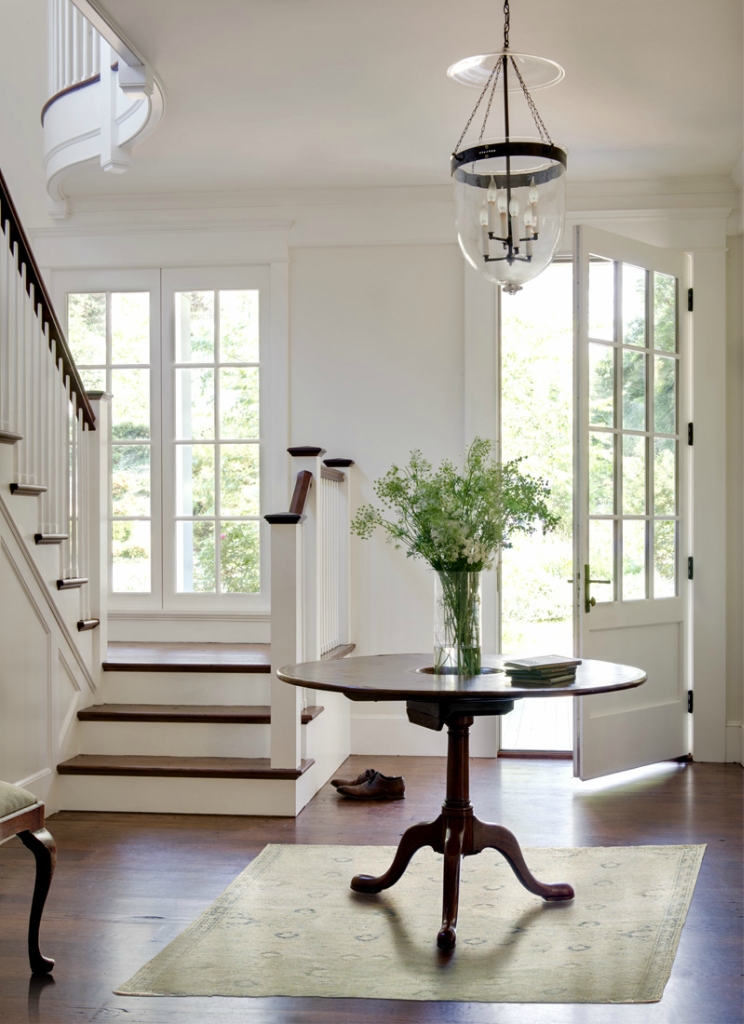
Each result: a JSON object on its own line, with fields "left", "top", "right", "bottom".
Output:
{"left": 56, "top": 641, "right": 352, "bottom": 815}
{"left": 0, "top": 164, "right": 355, "bottom": 817}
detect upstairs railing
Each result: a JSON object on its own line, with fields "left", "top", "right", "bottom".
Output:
{"left": 0, "top": 168, "right": 103, "bottom": 627}
{"left": 49, "top": 0, "right": 102, "bottom": 95}
{"left": 265, "top": 447, "right": 354, "bottom": 770}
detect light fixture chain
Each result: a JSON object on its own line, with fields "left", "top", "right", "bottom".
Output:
{"left": 503, "top": 0, "right": 510, "bottom": 49}
{"left": 478, "top": 59, "right": 503, "bottom": 141}
{"left": 509, "top": 56, "right": 552, "bottom": 144}
{"left": 453, "top": 61, "right": 500, "bottom": 153}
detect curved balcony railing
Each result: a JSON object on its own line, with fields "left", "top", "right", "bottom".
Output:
{"left": 42, "top": 0, "right": 164, "bottom": 217}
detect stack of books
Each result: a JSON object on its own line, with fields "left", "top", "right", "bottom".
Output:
{"left": 504, "top": 655, "right": 582, "bottom": 686}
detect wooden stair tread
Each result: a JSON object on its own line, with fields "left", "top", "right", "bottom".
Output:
{"left": 103, "top": 641, "right": 272, "bottom": 673}
{"left": 57, "top": 754, "right": 314, "bottom": 780}
{"left": 103, "top": 641, "right": 354, "bottom": 672}
{"left": 77, "top": 703, "right": 324, "bottom": 724}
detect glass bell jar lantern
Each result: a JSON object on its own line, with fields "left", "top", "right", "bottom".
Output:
{"left": 449, "top": 2, "right": 567, "bottom": 294}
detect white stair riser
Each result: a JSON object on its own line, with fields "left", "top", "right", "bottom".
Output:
{"left": 100, "top": 670, "right": 272, "bottom": 704}
{"left": 78, "top": 720, "right": 271, "bottom": 758}
{"left": 57, "top": 774, "right": 300, "bottom": 816}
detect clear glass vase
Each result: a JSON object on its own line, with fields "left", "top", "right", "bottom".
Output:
{"left": 434, "top": 570, "right": 482, "bottom": 675}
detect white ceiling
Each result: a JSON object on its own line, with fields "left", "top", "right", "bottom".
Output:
{"left": 0, "top": 0, "right": 742, "bottom": 220}
{"left": 80, "top": 0, "right": 744, "bottom": 195}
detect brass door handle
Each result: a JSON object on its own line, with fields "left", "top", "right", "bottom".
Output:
{"left": 584, "top": 564, "right": 611, "bottom": 614}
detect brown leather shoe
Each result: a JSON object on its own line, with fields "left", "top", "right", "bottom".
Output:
{"left": 336, "top": 771, "right": 405, "bottom": 800}
{"left": 331, "top": 767, "right": 378, "bottom": 789}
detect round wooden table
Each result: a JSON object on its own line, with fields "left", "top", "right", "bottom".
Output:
{"left": 277, "top": 654, "right": 646, "bottom": 950}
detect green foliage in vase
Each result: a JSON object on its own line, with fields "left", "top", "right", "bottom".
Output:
{"left": 351, "top": 437, "right": 559, "bottom": 572}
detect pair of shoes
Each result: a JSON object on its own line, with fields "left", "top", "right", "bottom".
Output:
{"left": 335, "top": 770, "right": 405, "bottom": 800}
{"left": 331, "top": 768, "right": 377, "bottom": 789}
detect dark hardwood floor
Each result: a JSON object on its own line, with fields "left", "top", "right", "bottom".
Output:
{"left": 0, "top": 757, "right": 741, "bottom": 1024}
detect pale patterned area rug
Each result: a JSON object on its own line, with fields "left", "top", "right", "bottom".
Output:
{"left": 116, "top": 843, "right": 704, "bottom": 1003}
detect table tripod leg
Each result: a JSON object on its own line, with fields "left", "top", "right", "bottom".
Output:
{"left": 472, "top": 818, "right": 574, "bottom": 901}
{"left": 437, "top": 821, "right": 466, "bottom": 950}
{"left": 350, "top": 818, "right": 442, "bottom": 894}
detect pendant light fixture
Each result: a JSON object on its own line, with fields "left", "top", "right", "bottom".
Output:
{"left": 449, "top": 0, "right": 567, "bottom": 293}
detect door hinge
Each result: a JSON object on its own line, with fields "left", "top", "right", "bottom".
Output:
{"left": 687, "top": 690, "right": 693, "bottom": 713}
{"left": 687, "top": 287, "right": 693, "bottom": 312}
{"left": 688, "top": 422, "right": 693, "bottom": 446}
{"left": 688, "top": 556, "right": 694, "bottom": 580}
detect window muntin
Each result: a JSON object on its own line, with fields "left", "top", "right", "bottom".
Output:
{"left": 587, "top": 259, "right": 679, "bottom": 601}
{"left": 173, "top": 289, "right": 261, "bottom": 594}
{"left": 67, "top": 291, "right": 153, "bottom": 593}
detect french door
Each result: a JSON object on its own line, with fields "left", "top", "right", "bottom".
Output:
{"left": 573, "top": 226, "right": 690, "bottom": 780}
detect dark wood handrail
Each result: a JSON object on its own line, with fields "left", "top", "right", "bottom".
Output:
{"left": 288, "top": 470, "right": 313, "bottom": 516}
{"left": 0, "top": 169, "right": 95, "bottom": 428}
{"left": 320, "top": 465, "right": 344, "bottom": 483}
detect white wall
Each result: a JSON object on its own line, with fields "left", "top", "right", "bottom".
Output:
{"left": 27, "top": 181, "right": 739, "bottom": 762}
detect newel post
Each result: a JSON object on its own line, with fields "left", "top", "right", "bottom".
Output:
{"left": 288, "top": 446, "right": 325, "bottom": 663}
{"left": 84, "top": 393, "right": 110, "bottom": 684}
{"left": 266, "top": 519, "right": 304, "bottom": 769}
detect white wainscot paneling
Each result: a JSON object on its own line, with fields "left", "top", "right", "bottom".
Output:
{"left": 0, "top": 541, "right": 52, "bottom": 786}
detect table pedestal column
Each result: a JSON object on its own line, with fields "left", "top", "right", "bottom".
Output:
{"left": 350, "top": 713, "right": 574, "bottom": 950}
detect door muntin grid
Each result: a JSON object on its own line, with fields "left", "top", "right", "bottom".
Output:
{"left": 587, "top": 260, "right": 679, "bottom": 603}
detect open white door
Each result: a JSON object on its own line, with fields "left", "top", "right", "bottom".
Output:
{"left": 573, "top": 225, "right": 690, "bottom": 780}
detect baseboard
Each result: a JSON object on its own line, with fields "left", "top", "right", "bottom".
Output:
{"left": 725, "top": 723, "right": 744, "bottom": 765}
{"left": 350, "top": 712, "right": 498, "bottom": 757}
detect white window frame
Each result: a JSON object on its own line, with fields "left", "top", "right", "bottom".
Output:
{"left": 161, "top": 266, "right": 271, "bottom": 613}
{"left": 51, "top": 264, "right": 274, "bottom": 616}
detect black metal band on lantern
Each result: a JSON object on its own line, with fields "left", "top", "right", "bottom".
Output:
{"left": 451, "top": 141, "right": 567, "bottom": 188}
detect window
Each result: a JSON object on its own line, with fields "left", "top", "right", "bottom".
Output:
{"left": 173, "top": 290, "right": 261, "bottom": 594}
{"left": 62, "top": 266, "right": 270, "bottom": 611}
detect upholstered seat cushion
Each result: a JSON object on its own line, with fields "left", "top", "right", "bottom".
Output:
{"left": 0, "top": 780, "right": 38, "bottom": 818}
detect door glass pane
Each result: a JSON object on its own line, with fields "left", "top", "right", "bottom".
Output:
{"left": 589, "top": 432, "right": 614, "bottom": 514}
{"left": 175, "top": 369, "right": 214, "bottom": 439}
{"left": 112, "top": 520, "right": 150, "bottom": 592}
{"left": 177, "top": 445, "right": 215, "bottom": 516}
{"left": 654, "top": 438, "right": 676, "bottom": 515}
{"left": 177, "top": 521, "right": 215, "bottom": 592}
{"left": 67, "top": 293, "right": 106, "bottom": 364}
{"left": 622, "top": 434, "right": 646, "bottom": 515}
{"left": 622, "top": 264, "right": 646, "bottom": 347}
{"left": 176, "top": 291, "right": 214, "bottom": 361}
{"left": 589, "top": 519, "right": 614, "bottom": 603}
{"left": 654, "top": 521, "right": 676, "bottom": 598}
{"left": 589, "top": 344, "right": 614, "bottom": 426}
{"left": 653, "top": 273, "right": 676, "bottom": 352}
{"left": 622, "top": 520, "right": 646, "bottom": 600}
{"left": 220, "top": 521, "right": 260, "bottom": 593}
{"left": 112, "top": 445, "right": 150, "bottom": 516}
{"left": 654, "top": 355, "right": 676, "bottom": 434}
{"left": 220, "top": 444, "right": 260, "bottom": 516}
{"left": 112, "top": 293, "right": 149, "bottom": 363}
{"left": 220, "top": 291, "right": 259, "bottom": 363}
{"left": 589, "top": 256, "right": 614, "bottom": 341}
{"left": 111, "top": 368, "right": 150, "bottom": 440}
{"left": 220, "top": 367, "right": 259, "bottom": 439}
{"left": 622, "top": 351, "right": 646, "bottom": 430}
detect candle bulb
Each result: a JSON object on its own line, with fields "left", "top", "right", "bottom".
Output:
{"left": 529, "top": 177, "right": 539, "bottom": 229}
{"left": 524, "top": 210, "right": 534, "bottom": 257}
{"left": 479, "top": 206, "right": 490, "bottom": 256}
{"left": 509, "top": 197, "right": 520, "bottom": 251}
{"left": 497, "top": 190, "right": 508, "bottom": 237}
{"left": 486, "top": 177, "right": 498, "bottom": 234}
